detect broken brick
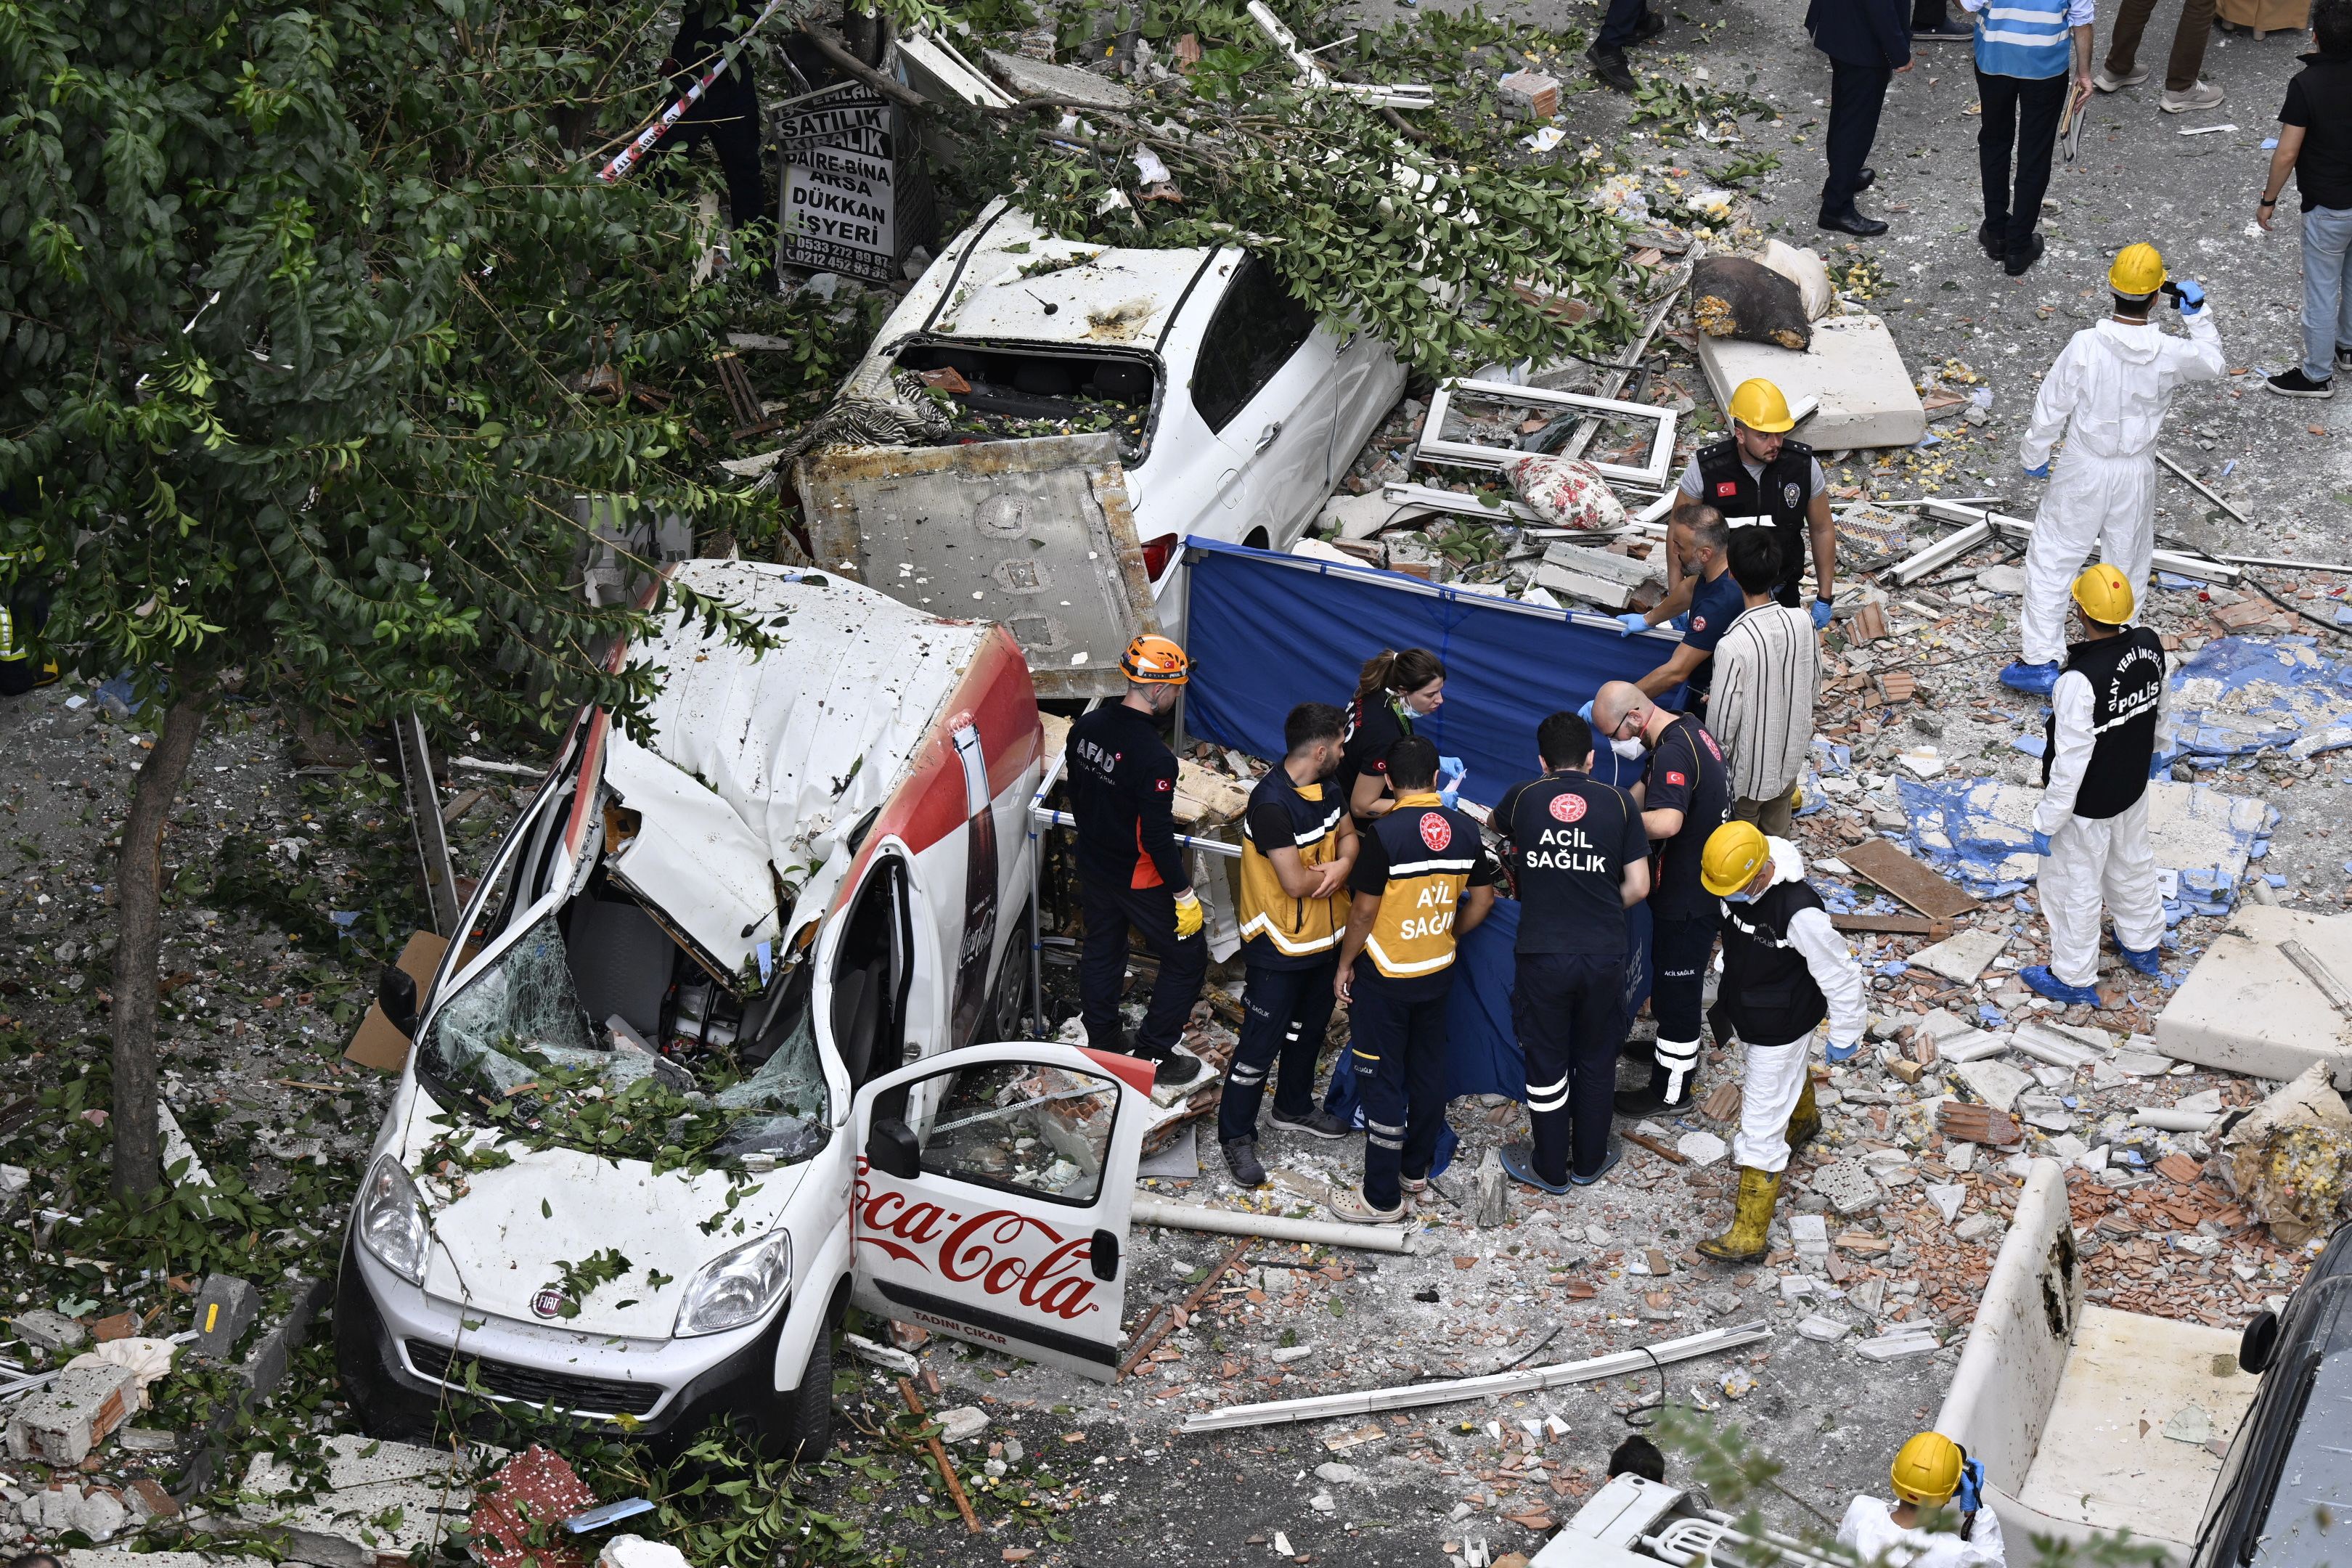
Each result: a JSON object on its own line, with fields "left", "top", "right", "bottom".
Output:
{"left": 2156, "top": 1153, "right": 2202, "bottom": 1186}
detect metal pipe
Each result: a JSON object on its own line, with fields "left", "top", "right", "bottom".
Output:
{"left": 2157, "top": 449, "right": 2251, "bottom": 526}
{"left": 1131, "top": 1196, "right": 1413, "bottom": 1254}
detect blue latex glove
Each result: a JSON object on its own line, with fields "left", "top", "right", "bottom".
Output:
{"left": 1440, "top": 788, "right": 1459, "bottom": 809}
{"left": 1577, "top": 699, "right": 1596, "bottom": 722}
{"left": 1810, "top": 597, "right": 1834, "bottom": 630}
{"left": 2029, "top": 830, "right": 2054, "bottom": 857}
{"left": 2175, "top": 279, "right": 2206, "bottom": 315}
{"left": 1616, "top": 612, "right": 1650, "bottom": 637}
{"left": 1956, "top": 1458, "right": 1985, "bottom": 1514}
{"left": 2024, "top": 461, "right": 2051, "bottom": 479}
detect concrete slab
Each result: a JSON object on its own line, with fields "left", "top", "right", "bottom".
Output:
{"left": 1940, "top": 1029, "right": 2012, "bottom": 1063}
{"left": 1691, "top": 310, "right": 1927, "bottom": 450}
{"left": 1956, "top": 1058, "right": 2034, "bottom": 1114}
{"left": 2011, "top": 1021, "right": 2102, "bottom": 1070}
{"left": 234, "top": 1434, "right": 483, "bottom": 1568}
{"left": 1911, "top": 927, "right": 2009, "bottom": 985}
{"left": 2155, "top": 903, "right": 2352, "bottom": 1087}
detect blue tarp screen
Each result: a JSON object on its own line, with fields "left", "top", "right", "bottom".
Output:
{"left": 1179, "top": 538, "right": 1674, "bottom": 1173}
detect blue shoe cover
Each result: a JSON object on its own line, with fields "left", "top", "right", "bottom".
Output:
{"left": 1999, "top": 661, "right": 2060, "bottom": 695}
{"left": 2020, "top": 963, "right": 2104, "bottom": 1007}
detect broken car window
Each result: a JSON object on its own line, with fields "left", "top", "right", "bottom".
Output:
{"left": 1191, "top": 255, "right": 1318, "bottom": 436}
{"left": 914, "top": 1061, "right": 1119, "bottom": 1206}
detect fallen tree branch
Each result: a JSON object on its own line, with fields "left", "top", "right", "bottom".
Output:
{"left": 895, "top": 1377, "right": 981, "bottom": 1534}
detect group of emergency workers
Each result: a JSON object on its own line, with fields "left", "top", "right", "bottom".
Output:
{"left": 1057, "top": 240, "right": 2200, "bottom": 1276}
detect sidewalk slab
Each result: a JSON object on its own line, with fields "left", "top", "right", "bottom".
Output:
{"left": 2157, "top": 903, "right": 2352, "bottom": 1087}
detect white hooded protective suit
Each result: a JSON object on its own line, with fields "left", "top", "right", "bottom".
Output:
{"left": 2033, "top": 660, "right": 2166, "bottom": 988}
{"left": 1723, "top": 838, "right": 1868, "bottom": 1173}
{"left": 2017, "top": 310, "right": 2225, "bottom": 666}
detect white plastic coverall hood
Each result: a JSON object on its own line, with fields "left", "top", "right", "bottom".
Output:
{"left": 2014, "top": 310, "right": 2225, "bottom": 666}
{"left": 599, "top": 561, "right": 991, "bottom": 978}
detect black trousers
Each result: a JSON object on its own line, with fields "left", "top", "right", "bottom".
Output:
{"left": 1220, "top": 957, "right": 1339, "bottom": 1144}
{"left": 1977, "top": 69, "right": 2067, "bottom": 257}
{"left": 1595, "top": 0, "right": 1651, "bottom": 52}
{"left": 1349, "top": 962, "right": 1453, "bottom": 1212}
{"left": 1514, "top": 950, "right": 1629, "bottom": 1183}
{"left": 1822, "top": 60, "right": 1893, "bottom": 219}
{"left": 1078, "top": 881, "right": 1208, "bottom": 1058}
{"left": 1914, "top": 0, "right": 1951, "bottom": 25}
{"left": 1650, "top": 911, "right": 1721, "bottom": 1046}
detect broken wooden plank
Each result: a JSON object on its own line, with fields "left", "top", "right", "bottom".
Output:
{"left": 1841, "top": 839, "right": 1981, "bottom": 921}
{"left": 1831, "top": 912, "right": 1953, "bottom": 939}
{"left": 1621, "top": 1130, "right": 1689, "bottom": 1166}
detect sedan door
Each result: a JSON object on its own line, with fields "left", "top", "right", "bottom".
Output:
{"left": 1184, "top": 253, "right": 1338, "bottom": 550}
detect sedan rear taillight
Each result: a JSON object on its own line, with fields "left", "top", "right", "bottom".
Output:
{"left": 1140, "top": 534, "right": 1180, "bottom": 581}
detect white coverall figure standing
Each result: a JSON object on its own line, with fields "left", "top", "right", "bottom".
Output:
{"left": 2000, "top": 241, "right": 2224, "bottom": 697}
{"left": 2021, "top": 563, "right": 2168, "bottom": 1008}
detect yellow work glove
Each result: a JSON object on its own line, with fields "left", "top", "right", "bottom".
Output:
{"left": 1173, "top": 890, "right": 1204, "bottom": 939}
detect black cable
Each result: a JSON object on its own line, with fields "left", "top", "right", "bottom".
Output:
{"left": 2237, "top": 566, "right": 2352, "bottom": 640}
{"left": 1622, "top": 1343, "right": 1670, "bottom": 1428}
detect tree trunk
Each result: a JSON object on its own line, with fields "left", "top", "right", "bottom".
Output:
{"left": 110, "top": 687, "right": 209, "bottom": 1202}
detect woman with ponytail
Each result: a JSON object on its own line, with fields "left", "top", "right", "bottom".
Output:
{"left": 1336, "top": 648, "right": 1447, "bottom": 827}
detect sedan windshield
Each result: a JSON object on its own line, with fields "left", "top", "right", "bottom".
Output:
{"left": 417, "top": 909, "right": 829, "bottom": 1169}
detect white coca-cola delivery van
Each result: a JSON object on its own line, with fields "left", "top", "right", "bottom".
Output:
{"left": 335, "top": 560, "right": 1157, "bottom": 1454}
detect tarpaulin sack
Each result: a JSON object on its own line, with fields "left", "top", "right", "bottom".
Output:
{"left": 1691, "top": 256, "right": 1812, "bottom": 351}
{"left": 1499, "top": 453, "right": 1630, "bottom": 531}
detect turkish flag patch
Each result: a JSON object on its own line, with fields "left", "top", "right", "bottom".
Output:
{"left": 1691, "top": 616, "right": 1708, "bottom": 632}
{"left": 1714, "top": 481, "right": 1738, "bottom": 497}
{"left": 1549, "top": 793, "right": 1588, "bottom": 823}
{"left": 1665, "top": 770, "right": 1688, "bottom": 787}
{"left": 1418, "top": 812, "right": 1453, "bottom": 852}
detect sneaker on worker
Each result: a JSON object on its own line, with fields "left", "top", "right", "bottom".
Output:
{"left": 2092, "top": 64, "right": 2147, "bottom": 91}
{"left": 2336, "top": 344, "right": 2352, "bottom": 374}
{"left": 2269, "top": 367, "right": 2334, "bottom": 399}
{"left": 1268, "top": 1106, "right": 1352, "bottom": 1139}
{"left": 1572, "top": 1143, "right": 1625, "bottom": 1187}
{"left": 1499, "top": 1141, "right": 1574, "bottom": 1196}
{"left": 2160, "top": 80, "right": 2225, "bottom": 113}
{"left": 1327, "top": 1189, "right": 1404, "bottom": 1225}
{"left": 1999, "top": 660, "right": 2061, "bottom": 695}
{"left": 1221, "top": 1138, "right": 1268, "bottom": 1188}
{"left": 2020, "top": 964, "right": 2105, "bottom": 1008}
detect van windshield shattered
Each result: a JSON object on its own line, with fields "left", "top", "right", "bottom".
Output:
{"left": 416, "top": 910, "right": 829, "bottom": 1170}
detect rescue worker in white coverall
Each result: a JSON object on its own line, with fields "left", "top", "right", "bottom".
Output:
{"left": 1840, "top": 1432, "right": 2007, "bottom": 1568}
{"left": 1691, "top": 821, "right": 1869, "bottom": 1263}
{"left": 1999, "top": 242, "right": 2225, "bottom": 696}
{"left": 2020, "top": 564, "right": 2168, "bottom": 1008}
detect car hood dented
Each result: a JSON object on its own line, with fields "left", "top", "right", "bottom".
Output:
{"left": 599, "top": 560, "right": 995, "bottom": 979}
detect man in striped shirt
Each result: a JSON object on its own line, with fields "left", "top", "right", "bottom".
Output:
{"left": 1709, "top": 531, "right": 1821, "bottom": 838}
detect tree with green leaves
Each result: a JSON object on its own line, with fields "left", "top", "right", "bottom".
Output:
{"left": 0, "top": 0, "right": 797, "bottom": 1200}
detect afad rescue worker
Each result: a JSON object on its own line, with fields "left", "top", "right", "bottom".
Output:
{"left": 2020, "top": 564, "right": 2168, "bottom": 1006}
{"left": 1691, "top": 822, "right": 1869, "bottom": 1262}
{"left": 1066, "top": 635, "right": 1210, "bottom": 1088}
{"left": 1673, "top": 379, "right": 1839, "bottom": 628}
{"left": 1329, "top": 737, "right": 1499, "bottom": 1224}
{"left": 1494, "top": 711, "right": 1651, "bottom": 1193}
{"left": 2001, "top": 242, "right": 2224, "bottom": 695}
{"left": 1838, "top": 1432, "right": 2007, "bottom": 1568}
{"left": 1591, "top": 682, "right": 1733, "bottom": 1116}
{"left": 1338, "top": 648, "right": 1447, "bottom": 828}
{"left": 1220, "top": 703, "right": 1360, "bottom": 1187}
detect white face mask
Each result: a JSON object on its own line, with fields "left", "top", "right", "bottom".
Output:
{"left": 1611, "top": 735, "right": 1646, "bottom": 760}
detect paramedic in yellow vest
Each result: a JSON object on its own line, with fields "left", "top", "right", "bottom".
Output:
{"left": 1218, "top": 703, "right": 1360, "bottom": 1188}
{"left": 1328, "top": 735, "right": 1500, "bottom": 1224}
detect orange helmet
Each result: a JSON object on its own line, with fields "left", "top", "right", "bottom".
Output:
{"left": 1121, "top": 633, "right": 1189, "bottom": 685}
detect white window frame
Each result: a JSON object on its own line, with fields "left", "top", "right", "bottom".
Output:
{"left": 1416, "top": 379, "right": 1678, "bottom": 490}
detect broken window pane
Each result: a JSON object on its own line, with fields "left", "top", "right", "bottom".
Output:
{"left": 421, "top": 909, "right": 598, "bottom": 1098}
{"left": 918, "top": 1062, "right": 1118, "bottom": 1204}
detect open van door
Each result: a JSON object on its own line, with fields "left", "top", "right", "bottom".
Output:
{"left": 848, "top": 1042, "right": 1153, "bottom": 1381}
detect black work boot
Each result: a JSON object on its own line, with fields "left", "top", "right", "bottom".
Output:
{"left": 1587, "top": 45, "right": 1638, "bottom": 92}
{"left": 1222, "top": 1138, "right": 1269, "bottom": 1188}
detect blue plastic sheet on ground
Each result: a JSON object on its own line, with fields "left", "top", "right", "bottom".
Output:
{"left": 1890, "top": 775, "right": 2277, "bottom": 919}
{"left": 2163, "top": 634, "right": 2352, "bottom": 769}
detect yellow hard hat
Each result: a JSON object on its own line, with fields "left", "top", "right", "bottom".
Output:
{"left": 1728, "top": 379, "right": 1795, "bottom": 433}
{"left": 2071, "top": 563, "right": 2135, "bottom": 625}
{"left": 1891, "top": 1432, "right": 1965, "bottom": 1506}
{"left": 2109, "top": 243, "right": 2166, "bottom": 298}
{"left": 1701, "top": 820, "right": 1771, "bottom": 897}
{"left": 1120, "top": 632, "right": 1190, "bottom": 685}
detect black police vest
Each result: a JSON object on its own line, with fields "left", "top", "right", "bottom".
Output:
{"left": 1696, "top": 437, "right": 1814, "bottom": 598}
{"left": 2041, "top": 628, "right": 2165, "bottom": 820}
{"left": 1719, "top": 878, "right": 1830, "bottom": 1048}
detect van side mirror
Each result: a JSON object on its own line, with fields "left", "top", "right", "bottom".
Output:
{"left": 868, "top": 1116, "right": 920, "bottom": 1181}
{"left": 2240, "top": 1309, "right": 2280, "bottom": 1374}
{"left": 378, "top": 965, "right": 419, "bottom": 1039}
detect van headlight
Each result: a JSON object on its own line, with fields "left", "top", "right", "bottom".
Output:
{"left": 675, "top": 1231, "right": 792, "bottom": 1337}
{"left": 356, "top": 1154, "right": 430, "bottom": 1285}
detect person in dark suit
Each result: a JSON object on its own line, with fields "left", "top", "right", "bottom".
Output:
{"left": 1806, "top": 0, "right": 1915, "bottom": 236}
{"left": 662, "top": 1, "right": 772, "bottom": 283}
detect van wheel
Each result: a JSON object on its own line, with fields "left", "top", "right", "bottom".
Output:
{"left": 332, "top": 1236, "right": 438, "bottom": 1442}
{"left": 761, "top": 1322, "right": 834, "bottom": 1461}
{"left": 985, "top": 905, "right": 1034, "bottom": 1042}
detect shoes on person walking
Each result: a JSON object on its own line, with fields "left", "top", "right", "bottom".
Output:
{"left": 2004, "top": 233, "right": 2046, "bottom": 277}
{"left": 2092, "top": 63, "right": 2148, "bottom": 91}
{"left": 1632, "top": 10, "right": 1667, "bottom": 42}
{"left": 2020, "top": 964, "right": 2107, "bottom": 1008}
{"left": 1854, "top": 167, "right": 1877, "bottom": 192}
{"left": 1400, "top": 1172, "right": 1429, "bottom": 1194}
{"left": 1696, "top": 1167, "right": 1784, "bottom": 1262}
{"left": 1999, "top": 659, "right": 2061, "bottom": 695}
{"left": 1914, "top": 16, "right": 1973, "bottom": 35}
{"left": 1152, "top": 1050, "right": 1208, "bottom": 1088}
{"left": 1328, "top": 1189, "right": 1405, "bottom": 1225}
{"left": 2336, "top": 343, "right": 2352, "bottom": 374}
{"left": 1571, "top": 1143, "right": 1624, "bottom": 1186}
{"left": 1587, "top": 46, "right": 1638, "bottom": 93}
{"left": 2115, "top": 942, "right": 2164, "bottom": 977}
{"left": 2160, "top": 80, "right": 2225, "bottom": 112}
{"left": 1818, "top": 209, "right": 1889, "bottom": 237}
{"left": 1977, "top": 219, "right": 2006, "bottom": 260}
{"left": 2268, "top": 367, "right": 2335, "bottom": 398}
{"left": 1222, "top": 1138, "right": 1269, "bottom": 1188}
{"left": 1268, "top": 1106, "right": 1353, "bottom": 1139}
{"left": 1498, "top": 1141, "right": 1575, "bottom": 1196}
{"left": 1614, "top": 1061, "right": 1694, "bottom": 1117}
{"left": 1787, "top": 1074, "right": 1823, "bottom": 1150}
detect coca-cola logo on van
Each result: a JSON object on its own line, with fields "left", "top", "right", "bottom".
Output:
{"left": 853, "top": 1162, "right": 1102, "bottom": 1323}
